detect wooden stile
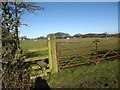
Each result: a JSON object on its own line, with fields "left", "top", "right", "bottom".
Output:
{"left": 24, "top": 36, "right": 58, "bottom": 78}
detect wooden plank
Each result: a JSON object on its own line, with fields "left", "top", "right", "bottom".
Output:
{"left": 25, "top": 47, "right": 48, "bottom": 53}
{"left": 24, "top": 55, "right": 48, "bottom": 62}
{"left": 30, "top": 69, "right": 50, "bottom": 79}
{"left": 31, "top": 63, "right": 48, "bottom": 70}
{"left": 47, "top": 36, "right": 53, "bottom": 72}
{"left": 31, "top": 66, "right": 50, "bottom": 72}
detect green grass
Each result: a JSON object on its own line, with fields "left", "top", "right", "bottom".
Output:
{"left": 56, "top": 38, "right": 118, "bottom": 70}
{"left": 47, "top": 60, "right": 118, "bottom": 88}
{"left": 20, "top": 39, "right": 47, "bottom": 49}
{"left": 20, "top": 38, "right": 118, "bottom": 50}
{"left": 20, "top": 38, "right": 118, "bottom": 58}
{"left": 20, "top": 38, "right": 119, "bottom": 88}
{"left": 20, "top": 39, "right": 48, "bottom": 57}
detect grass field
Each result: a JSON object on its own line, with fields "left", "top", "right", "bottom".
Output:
{"left": 20, "top": 38, "right": 119, "bottom": 88}
{"left": 47, "top": 60, "right": 118, "bottom": 88}
{"left": 20, "top": 38, "right": 118, "bottom": 57}
{"left": 20, "top": 38, "right": 118, "bottom": 50}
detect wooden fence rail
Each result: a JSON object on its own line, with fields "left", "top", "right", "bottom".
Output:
{"left": 25, "top": 47, "right": 48, "bottom": 53}
{"left": 24, "top": 55, "right": 49, "bottom": 62}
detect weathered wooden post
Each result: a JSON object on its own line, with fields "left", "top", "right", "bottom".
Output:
{"left": 47, "top": 36, "right": 58, "bottom": 73}
{"left": 47, "top": 36, "right": 53, "bottom": 72}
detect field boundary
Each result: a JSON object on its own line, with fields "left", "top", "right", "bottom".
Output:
{"left": 56, "top": 38, "right": 119, "bottom": 72}
{"left": 23, "top": 37, "right": 120, "bottom": 79}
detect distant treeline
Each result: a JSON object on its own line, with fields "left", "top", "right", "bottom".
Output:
{"left": 20, "top": 32, "right": 120, "bottom": 40}
{"left": 74, "top": 33, "right": 119, "bottom": 38}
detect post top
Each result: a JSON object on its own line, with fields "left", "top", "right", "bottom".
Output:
{"left": 47, "top": 37, "right": 51, "bottom": 40}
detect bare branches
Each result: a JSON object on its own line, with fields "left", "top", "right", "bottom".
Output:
{"left": 1, "top": 2, "right": 44, "bottom": 88}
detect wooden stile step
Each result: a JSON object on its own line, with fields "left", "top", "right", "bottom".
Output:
{"left": 24, "top": 55, "right": 48, "bottom": 62}
{"left": 30, "top": 69, "right": 50, "bottom": 79}
{"left": 25, "top": 47, "right": 48, "bottom": 53}
{"left": 31, "top": 64, "right": 48, "bottom": 70}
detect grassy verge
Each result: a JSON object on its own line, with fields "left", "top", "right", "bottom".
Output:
{"left": 47, "top": 60, "right": 118, "bottom": 88}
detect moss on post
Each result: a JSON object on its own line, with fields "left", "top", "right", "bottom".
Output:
{"left": 47, "top": 36, "right": 58, "bottom": 73}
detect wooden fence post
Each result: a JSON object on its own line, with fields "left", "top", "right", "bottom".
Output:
{"left": 47, "top": 36, "right": 53, "bottom": 72}
{"left": 47, "top": 36, "right": 58, "bottom": 73}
